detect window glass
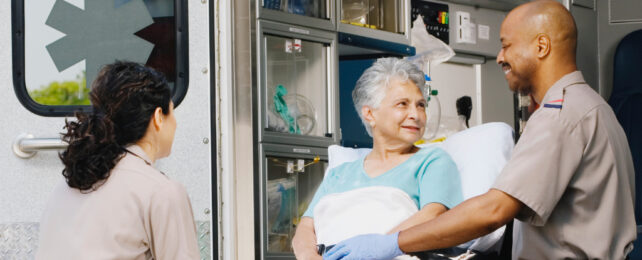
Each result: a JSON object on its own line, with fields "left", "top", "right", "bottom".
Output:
{"left": 341, "top": 0, "right": 404, "bottom": 34}
{"left": 266, "top": 155, "right": 327, "bottom": 253}
{"left": 262, "top": 0, "right": 329, "bottom": 19}
{"left": 16, "top": 0, "right": 187, "bottom": 114}
{"left": 264, "top": 35, "right": 329, "bottom": 138}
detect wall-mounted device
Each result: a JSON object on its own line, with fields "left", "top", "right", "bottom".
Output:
{"left": 455, "top": 11, "right": 476, "bottom": 44}
{"left": 412, "top": 1, "right": 509, "bottom": 58}
{"left": 411, "top": 0, "right": 450, "bottom": 44}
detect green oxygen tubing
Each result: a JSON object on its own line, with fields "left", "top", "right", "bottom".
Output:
{"left": 273, "top": 84, "right": 301, "bottom": 134}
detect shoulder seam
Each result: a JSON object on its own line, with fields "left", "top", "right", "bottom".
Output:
{"left": 568, "top": 103, "right": 605, "bottom": 131}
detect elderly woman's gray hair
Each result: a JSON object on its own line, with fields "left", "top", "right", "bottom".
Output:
{"left": 352, "top": 57, "right": 426, "bottom": 136}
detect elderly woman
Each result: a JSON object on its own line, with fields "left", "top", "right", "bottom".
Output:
{"left": 36, "top": 62, "right": 200, "bottom": 259}
{"left": 292, "top": 58, "right": 463, "bottom": 259}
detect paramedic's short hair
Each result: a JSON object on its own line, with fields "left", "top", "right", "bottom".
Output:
{"left": 352, "top": 58, "right": 425, "bottom": 136}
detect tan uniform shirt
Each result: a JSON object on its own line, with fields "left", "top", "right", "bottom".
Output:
{"left": 36, "top": 145, "right": 200, "bottom": 260}
{"left": 493, "top": 71, "right": 636, "bottom": 259}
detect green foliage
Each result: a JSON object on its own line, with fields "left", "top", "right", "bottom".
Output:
{"left": 29, "top": 73, "right": 90, "bottom": 106}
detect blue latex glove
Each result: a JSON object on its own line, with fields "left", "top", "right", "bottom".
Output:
{"left": 323, "top": 232, "right": 404, "bottom": 260}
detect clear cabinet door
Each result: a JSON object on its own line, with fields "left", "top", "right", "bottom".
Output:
{"left": 341, "top": 0, "right": 404, "bottom": 34}
{"left": 266, "top": 156, "right": 327, "bottom": 254}
{"left": 264, "top": 35, "right": 329, "bottom": 138}
{"left": 262, "top": 0, "right": 330, "bottom": 19}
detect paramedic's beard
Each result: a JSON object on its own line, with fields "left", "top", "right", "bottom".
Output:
{"left": 503, "top": 63, "right": 534, "bottom": 96}
{"left": 514, "top": 83, "right": 534, "bottom": 96}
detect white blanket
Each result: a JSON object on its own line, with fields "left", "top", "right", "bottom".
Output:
{"left": 313, "top": 186, "right": 419, "bottom": 259}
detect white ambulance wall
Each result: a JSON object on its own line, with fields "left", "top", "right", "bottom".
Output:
{"left": 0, "top": 3, "right": 64, "bottom": 224}
{"left": 156, "top": 0, "right": 213, "bottom": 223}
{"left": 0, "top": 2, "right": 213, "bottom": 259}
{"left": 430, "top": 62, "right": 479, "bottom": 126}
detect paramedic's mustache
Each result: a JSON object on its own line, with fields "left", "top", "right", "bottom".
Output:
{"left": 500, "top": 62, "right": 511, "bottom": 75}
{"left": 499, "top": 61, "right": 534, "bottom": 96}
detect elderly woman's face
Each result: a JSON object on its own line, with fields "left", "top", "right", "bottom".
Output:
{"left": 371, "top": 79, "right": 426, "bottom": 144}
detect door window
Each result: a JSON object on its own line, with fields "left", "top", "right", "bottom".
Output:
{"left": 12, "top": 0, "right": 188, "bottom": 116}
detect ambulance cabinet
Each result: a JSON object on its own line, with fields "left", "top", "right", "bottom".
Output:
{"left": 338, "top": 0, "right": 411, "bottom": 47}
{"left": 259, "top": 143, "right": 328, "bottom": 259}
{"left": 257, "top": 20, "right": 339, "bottom": 147}
{"left": 258, "top": 0, "right": 336, "bottom": 31}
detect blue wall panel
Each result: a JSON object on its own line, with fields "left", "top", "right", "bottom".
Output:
{"left": 339, "top": 59, "right": 375, "bottom": 148}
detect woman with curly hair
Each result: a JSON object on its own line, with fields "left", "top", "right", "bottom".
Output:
{"left": 36, "top": 61, "right": 200, "bottom": 259}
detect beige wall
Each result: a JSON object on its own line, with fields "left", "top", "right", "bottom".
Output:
{"left": 430, "top": 62, "right": 479, "bottom": 126}
{"left": 429, "top": 60, "right": 514, "bottom": 130}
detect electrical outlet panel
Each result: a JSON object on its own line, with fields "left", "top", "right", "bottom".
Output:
{"left": 455, "top": 11, "right": 476, "bottom": 44}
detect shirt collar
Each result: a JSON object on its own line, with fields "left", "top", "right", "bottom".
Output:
{"left": 125, "top": 144, "right": 153, "bottom": 165}
{"left": 541, "top": 71, "right": 586, "bottom": 104}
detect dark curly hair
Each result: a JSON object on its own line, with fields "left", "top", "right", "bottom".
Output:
{"left": 60, "top": 61, "right": 172, "bottom": 191}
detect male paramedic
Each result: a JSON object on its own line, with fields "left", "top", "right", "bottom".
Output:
{"left": 324, "top": 1, "right": 637, "bottom": 259}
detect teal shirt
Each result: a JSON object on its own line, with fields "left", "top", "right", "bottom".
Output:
{"left": 303, "top": 146, "right": 463, "bottom": 218}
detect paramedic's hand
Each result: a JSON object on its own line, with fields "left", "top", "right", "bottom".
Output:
{"left": 323, "top": 232, "right": 403, "bottom": 260}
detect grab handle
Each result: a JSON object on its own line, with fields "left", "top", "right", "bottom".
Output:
{"left": 12, "top": 133, "right": 67, "bottom": 159}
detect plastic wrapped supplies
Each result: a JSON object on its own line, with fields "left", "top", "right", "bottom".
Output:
{"left": 408, "top": 15, "right": 455, "bottom": 71}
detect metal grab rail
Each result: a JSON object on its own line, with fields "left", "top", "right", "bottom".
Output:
{"left": 12, "top": 133, "right": 68, "bottom": 159}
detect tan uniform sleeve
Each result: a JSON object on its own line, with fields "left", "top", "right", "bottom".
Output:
{"left": 149, "top": 182, "right": 201, "bottom": 260}
{"left": 493, "top": 108, "right": 584, "bottom": 226}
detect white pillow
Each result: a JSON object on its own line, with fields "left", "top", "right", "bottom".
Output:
{"left": 327, "top": 122, "right": 514, "bottom": 200}
{"left": 326, "top": 122, "right": 515, "bottom": 253}
{"left": 327, "top": 145, "right": 372, "bottom": 170}
{"left": 432, "top": 122, "right": 515, "bottom": 200}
